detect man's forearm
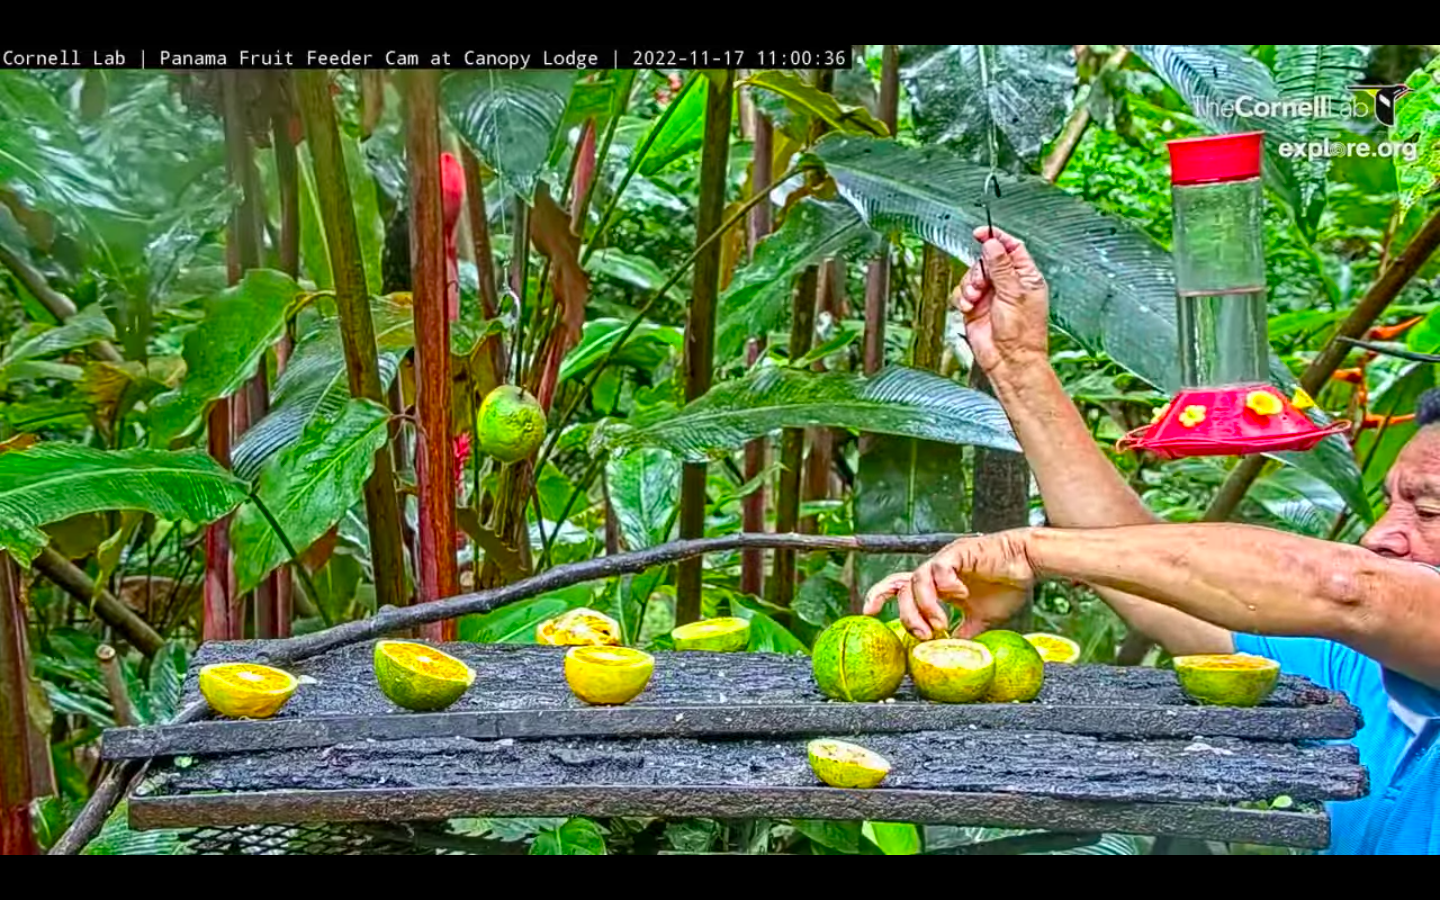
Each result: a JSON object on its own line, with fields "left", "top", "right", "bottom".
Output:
{"left": 991, "top": 363, "right": 1154, "bottom": 528}
{"left": 1027, "top": 524, "right": 1440, "bottom": 686}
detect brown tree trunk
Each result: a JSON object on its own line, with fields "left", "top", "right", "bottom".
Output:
{"left": 404, "top": 70, "right": 460, "bottom": 640}
{"left": 676, "top": 70, "right": 736, "bottom": 627}
{"left": 0, "top": 554, "right": 38, "bottom": 855}
{"left": 740, "top": 89, "right": 774, "bottom": 599}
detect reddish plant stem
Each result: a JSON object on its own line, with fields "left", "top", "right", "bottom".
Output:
{"left": 741, "top": 98, "right": 774, "bottom": 599}
{"left": 404, "top": 71, "right": 459, "bottom": 639}
{"left": 268, "top": 99, "right": 300, "bottom": 637}
{"left": 862, "top": 45, "right": 901, "bottom": 381}
{"left": 296, "top": 70, "right": 409, "bottom": 616}
{"left": 0, "top": 553, "right": 38, "bottom": 855}
{"left": 460, "top": 146, "right": 508, "bottom": 383}
{"left": 676, "top": 70, "right": 736, "bottom": 627}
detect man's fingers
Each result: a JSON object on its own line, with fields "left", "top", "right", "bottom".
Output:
{"left": 982, "top": 239, "right": 1024, "bottom": 302}
{"left": 972, "top": 226, "right": 1043, "bottom": 286}
{"left": 930, "top": 560, "right": 970, "bottom": 602}
{"left": 895, "top": 583, "right": 931, "bottom": 641}
{"left": 910, "top": 566, "right": 951, "bottom": 635}
{"left": 863, "top": 574, "right": 909, "bottom": 617}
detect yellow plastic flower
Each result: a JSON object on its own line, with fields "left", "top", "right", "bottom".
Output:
{"left": 1179, "top": 405, "right": 1208, "bottom": 429}
{"left": 1292, "top": 388, "right": 1316, "bottom": 411}
{"left": 1151, "top": 403, "right": 1172, "bottom": 425}
{"left": 1246, "top": 391, "right": 1283, "bottom": 417}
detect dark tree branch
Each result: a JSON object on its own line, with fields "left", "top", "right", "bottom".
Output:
{"left": 35, "top": 548, "right": 164, "bottom": 658}
{"left": 0, "top": 244, "right": 124, "bottom": 364}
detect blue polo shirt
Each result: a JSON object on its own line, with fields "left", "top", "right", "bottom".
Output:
{"left": 1234, "top": 633, "right": 1440, "bottom": 855}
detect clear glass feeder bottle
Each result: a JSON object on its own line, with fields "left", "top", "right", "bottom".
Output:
{"left": 1170, "top": 132, "right": 1270, "bottom": 388}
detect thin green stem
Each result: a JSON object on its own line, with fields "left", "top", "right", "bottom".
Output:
{"left": 249, "top": 494, "right": 331, "bottom": 628}
{"left": 541, "top": 454, "right": 605, "bottom": 570}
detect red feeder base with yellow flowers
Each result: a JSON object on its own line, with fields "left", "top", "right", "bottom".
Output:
{"left": 1119, "top": 132, "right": 1348, "bottom": 460}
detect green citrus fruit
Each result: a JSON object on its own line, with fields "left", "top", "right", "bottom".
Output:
{"left": 565, "top": 646, "right": 655, "bottom": 706}
{"left": 476, "top": 385, "right": 546, "bottom": 464}
{"left": 1175, "top": 654, "right": 1280, "bottom": 708}
{"left": 374, "top": 641, "right": 476, "bottom": 712}
{"left": 199, "top": 664, "right": 298, "bottom": 720}
{"left": 672, "top": 618, "right": 752, "bottom": 653}
{"left": 812, "top": 617, "right": 907, "bottom": 703}
{"left": 887, "top": 620, "right": 951, "bottom": 671}
{"left": 909, "top": 640, "right": 996, "bottom": 704}
{"left": 807, "top": 740, "right": 891, "bottom": 790}
{"left": 975, "top": 631, "right": 1047, "bottom": 703}
{"left": 1025, "top": 633, "right": 1082, "bottom": 665}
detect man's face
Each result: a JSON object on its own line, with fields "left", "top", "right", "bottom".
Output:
{"left": 1363, "top": 428, "right": 1440, "bottom": 565}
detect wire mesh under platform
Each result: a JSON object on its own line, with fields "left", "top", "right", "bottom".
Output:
{"left": 174, "top": 822, "right": 525, "bottom": 856}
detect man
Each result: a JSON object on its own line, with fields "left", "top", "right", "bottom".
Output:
{"left": 865, "top": 227, "right": 1440, "bottom": 856}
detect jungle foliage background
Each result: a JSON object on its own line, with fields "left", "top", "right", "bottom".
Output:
{"left": 2, "top": 44, "right": 1439, "bottom": 855}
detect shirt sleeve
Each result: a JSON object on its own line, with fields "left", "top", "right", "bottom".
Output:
{"left": 1232, "top": 634, "right": 1342, "bottom": 692}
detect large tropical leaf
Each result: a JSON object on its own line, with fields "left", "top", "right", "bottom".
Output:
{"left": 1274, "top": 45, "right": 1368, "bottom": 220}
{"left": 636, "top": 75, "right": 709, "bottom": 177}
{"left": 855, "top": 436, "right": 970, "bottom": 600}
{"left": 900, "top": 45, "right": 1077, "bottom": 169}
{"left": 1395, "top": 57, "right": 1440, "bottom": 211}
{"left": 0, "top": 444, "right": 248, "bottom": 566}
{"left": 148, "top": 269, "right": 301, "bottom": 447}
{"left": 744, "top": 70, "right": 890, "bottom": 137}
{"left": 716, "top": 199, "right": 880, "bottom": 362}
{"left": 1129, "top": 45, "right": 1322, "bottom": 230}
{"left": 605, "top": 447, "right": 681, "bottom": 551}
{"left": 231, "top": 296, "right": 412, "bottom": 481}
{"left": 442, "top": 71, "right": 577, "bottom": 201}
{"left": 530, "top": 819, "right": 607, "bottom": 856}
{"left": 813, "top": 135, "right": 1368, "bottom": 519}
{"left": 0, "top": 304, "right": 115, "bottom": 387}
{"left": 230, "top": 399, "right": 391, "bottom": 594}
{"left": 460, "top": 584, "right": 596, "bottom": 644}
{"left": 603, "top": 366, "right": 1019, "bottom": 462}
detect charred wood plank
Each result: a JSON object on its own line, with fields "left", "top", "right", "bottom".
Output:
{"left": 130, "top": 785, "right": 1331, "bottom": 850}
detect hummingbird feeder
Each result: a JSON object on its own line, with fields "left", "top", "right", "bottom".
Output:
{"left": 1119, "top": 132, "right": 1348, "bottom": 460}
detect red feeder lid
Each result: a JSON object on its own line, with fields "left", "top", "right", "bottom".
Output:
{"left": 1119, "top": 385, "right": 1349, "bottom": 461}
{"left": 1169, "top": 132, "right": 1265, "bottom": 186}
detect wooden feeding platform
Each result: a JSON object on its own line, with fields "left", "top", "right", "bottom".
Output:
{"left": 105, "top": 642, "right": 1370, "bottom": 853}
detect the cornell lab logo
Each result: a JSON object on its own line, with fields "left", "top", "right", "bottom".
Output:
{"left": 1348, "top": 85, "right": 1415, "bottom": 128}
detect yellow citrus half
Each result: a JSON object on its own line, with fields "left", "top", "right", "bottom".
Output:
{"left": 537, "top": 608, "right": 622, "bottom": 647}
{"left": 374, "top": 641, "right": 476, "bottom": 712}
{"left": 887, "top": 619, "right": 951, "bottom": 670}
{"left": 565, "top": 646, "right": 655, "bottom": 706}
{"left": 807, "top": 740, "right": 891, "bottom": 790}
{"left": 672, "top": 618, "right": 752, "bottom": 653}
{"left": 1175, "top": 654, "right": 1281, "bottom": 708}
{"left": 1025, "top": 633, "right": 1082, "bottom": 665}
{"left": 199, "top": 664, "right": 298, "bottom": 720}
{"left": 909, "top": 640, "right": 996, "bottom": 704}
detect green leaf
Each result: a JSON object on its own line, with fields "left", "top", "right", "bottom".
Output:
{"left": 1272, "top": 45, "right": 1368, "bottom": 221}
{"left": 604, "top": 366, "right": 1019, "bottom": 462}
{"left": 1396, "top": 58, "right": 1440, "bottom": 210}
{"left": 459, "top": 584, "right": 595, "bottom": 644}
{"left": 636, "top": 75, "right": 709, "bottom": 176}
{"left": 744, "top": 71, "right": 890, "bottom": 137}
{"left": 342, "top": 134, "right": 386, "bottom": 296}
{"left": 605, "top": 447, "right": 681, "bottom": 551}
{"left": 899, "top": 45, "right": 1076, "bottom": 168}
{"left": 794, "top": 575, "right": 851, "bottom": 629}
{"left": 734, "top": 599, "right": 809, "bottom": 655}
{"left": 232, "top": 296, "right": 411, "bottom": 481}
{"left": 717, "top": 199, "right": 880, "bottom": 362}
{"left": 0, "top": 304, "right": 115, "bottom": 369}
{"left": 145, "top": 642, "right": 189, "bottom": 725}
{"left": 230, "top": 399, "right": 391, "bottom": 594}
{"left": 148, "top": 269, "right": 301, "bottom": 447}
{"left": 587, "top": 247, "right": 671, "bottom": 293}
{"left": 1129, "top": 45, "right": 1316, "bottom": 230}
{"left": 0, "top": 444, "right": 248, "bottom": 566}
{"left": 855, "top": 436, "right": 970, "bottom": 601}
{"left": 529, "top": 818, "right": 607, "bottom": 856}
{"left": 864, "top": 822, "right": 922, "bottom": 856}
{"left": 558, "top": 318, "right": 684, "bottom": 385}
{"left": 83, "top": 803, "right": 185, "bottom": 855}
{"left": 813, "top": 135, "right": 1368, "bottom": 518}
{"left": 794, "top": 820, "right": 864, "bottom": 854}
{"left": 443, "top": 71, "right": 577, "bottom": 201}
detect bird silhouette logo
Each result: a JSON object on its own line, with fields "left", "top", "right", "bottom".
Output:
{"left": 1349, "top": 84, "right": 1415, "bottom": 128}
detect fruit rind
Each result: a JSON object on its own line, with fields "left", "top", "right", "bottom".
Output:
{"left": 976, "top": 631, "right": 1047, "bottom": 703}
{"left": 672, "top": 618, "right": 752, "bottom": 653}
{"left": 537, "top": 608, "right": 622, "bottom": 647}
{"left": 477, "top": 385, "right": 546, "bottom": 464}
{"left": 887, "top": 619, "right": 951, "bottom": 667}
{"left": 1174, "top": 654, "right": 1281, "bottom": 708}
{"left": 565, "top": 646, "right": 655, "bottom": 706}
{"left": 909, "top": 640, "right": 996, "bottom": 704}
{"left": 374, "top": 641, "right": 476, "bottom": 712}
{"left": 199, "top": 664, "right": 299, "bottom": 720}
{"left": 1024, "top": 633, "right": 1082, "bottom": 665}
{"left": 812, "top": 617, "right": 907, "bottom": 703}
{"left": 807, "top": 740, "right": 891, "bottom": 790}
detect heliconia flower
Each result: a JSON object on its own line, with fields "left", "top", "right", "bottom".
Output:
{"left": 1369, "top": 316, "right": 1425, "bottom": 342}
{"left": 1292, "top": 388, "right": 1317, "bottom": 411}
{"left": 453, "top": 432, "right": 472, "bottom": 488}
{"left": 1179, "top": 405, "right": 1208, "bottom": 429}
{"left": 1360, "top": 413, "right": 1416, "bottom": 431}
{"left": 1246, "top": 391, "right": 1284, "bottom": 417}
{"left": 440, "top": 153, "right": 466, "bottom": 235}
{"left": 1332, "top": 369, "right": 1366, "bottom": 385}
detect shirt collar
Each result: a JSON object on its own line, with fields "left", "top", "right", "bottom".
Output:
{"left": 1383, "top": 668, "right": 1440, "bottom": 735}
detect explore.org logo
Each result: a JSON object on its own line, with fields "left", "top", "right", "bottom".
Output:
{"left": 1194, "top": 83, "right": 1421, "bottom": 163}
